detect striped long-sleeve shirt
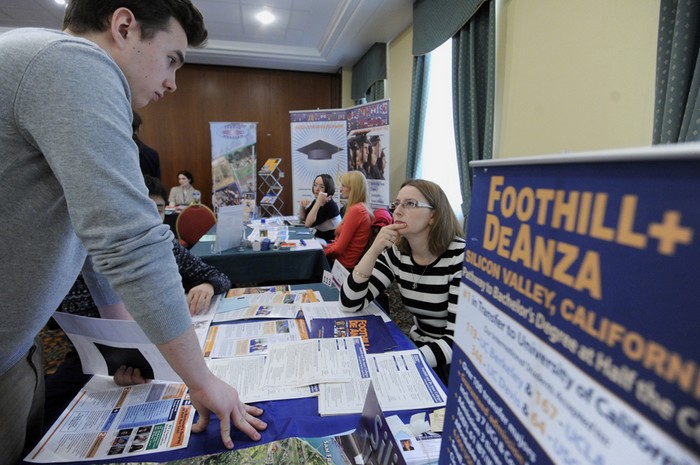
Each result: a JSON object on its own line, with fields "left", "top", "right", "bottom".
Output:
{"left": 340, "top": 237, "right": 465, "bottom": 368}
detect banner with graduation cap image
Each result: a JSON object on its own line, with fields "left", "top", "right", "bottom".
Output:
{"left": 290, "top": 99, "right": 390, "bottom": 214}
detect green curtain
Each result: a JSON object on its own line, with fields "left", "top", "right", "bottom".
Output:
{"left": 366, "top": 80, "right": 385, "bottom": 103}
{"left": 653, "top": 0, "right": 700, "bottom": 143}
{"left": 452, "top": 0, "right": 495, "bottom": 225}
{"left": 413, "top": 0, "right": 486, "bottom": 56}
{"left": 406, "top": 55, "right": 431, "bottom": 179}
{"left": 351, "top": 43, "right": 387, "bottom": 101}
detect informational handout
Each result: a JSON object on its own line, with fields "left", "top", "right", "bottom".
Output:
{"left": 261, "top": 337, "right": 369, "bottom": 388}
{"left": 318, "top": 349, "right": 447, "bottom": 416}
{"left": 206, "top": 356, "right": 318, "bottom": 403}
{"left": 203, "top": 319, "right": 309, "bottom": 358}
{"left": 26, "top": 377, "right": 193, "bottom": 463}
{"left": 212, "top": 303, "right": 301, "bottom": 323}
{"left": 217, "top": 290, "right": 321, "bottom": 315}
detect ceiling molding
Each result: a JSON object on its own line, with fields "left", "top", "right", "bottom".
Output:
{"left": 0, "top": 0, "right": 412, "bottom": 73}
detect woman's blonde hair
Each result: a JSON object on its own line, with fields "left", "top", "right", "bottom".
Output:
{"left": 340, "top": 171, "right": 369, "bottom": 208}
{"left": 395, "top": 179, "right": 463, "bottom": 256}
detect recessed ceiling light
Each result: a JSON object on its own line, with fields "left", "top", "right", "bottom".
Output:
{"left": 54, "top": 0, "right": 66, "bottom": 5}
{"left": 255, "top": 10, "right": 275, "bottom": 25}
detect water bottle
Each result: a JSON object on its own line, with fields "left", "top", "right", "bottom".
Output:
{"left": 192, "top": 191, "right": 201, "bottom": 205}
{"left": 259, "top": 218, "right": 268, "bottom": 238}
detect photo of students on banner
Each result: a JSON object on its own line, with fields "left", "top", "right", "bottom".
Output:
{"left": 347, "top": 130, "right": 387, "bottom": 180}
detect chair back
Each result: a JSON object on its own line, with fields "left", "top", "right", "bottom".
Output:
{"left": 363, "top": 208, "right": 393, "bottom": 253}
{"left": 175, "top": 204, "right": 217, "bottom": 248}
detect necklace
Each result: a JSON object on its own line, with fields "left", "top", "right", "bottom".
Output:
{"left": 410, "top": 261, "right": 430, "bottom": 290}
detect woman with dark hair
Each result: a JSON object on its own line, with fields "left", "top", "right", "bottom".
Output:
{"left": 298, "top": 174, "right": 342, "bottom": 242}
{"left": 168, "top": 169, "right": 200, "bottom": 205}
{"left": 340, "top": 179, "right": 465, "bottom": 384}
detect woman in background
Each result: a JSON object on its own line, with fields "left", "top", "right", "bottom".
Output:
{"left": 168, "top": 170, "right": 200, "bottom": 206}
{"left": 323, "top": 171, "right": 373, "bottom": 270}
{"left": 339, "top": 179, "right": 465, "bottom": 384}
{"left": 298, "top": 174, "right": 341, "bottom": 243}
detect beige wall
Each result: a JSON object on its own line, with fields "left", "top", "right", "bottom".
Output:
{"left": 346, "top": 0, "right": 660, "bottom": 175}
{"left": 386, "top": 27, "right": 414, "bottom": 196}
{"left": 496, "top": 0, "right": 659, "bottom": 158}
{"left": 342, "top": 27, "right": 414, "bottom": 197}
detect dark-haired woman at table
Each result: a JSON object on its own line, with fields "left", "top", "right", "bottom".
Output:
{"left": 298, "top": 174, "right": 341, "bottom": 243}
{"left": 168, "top": 169, "right": 200, "bottom": 206}
{"left": 340, "top": 179, "right": 465, "bottom": 384}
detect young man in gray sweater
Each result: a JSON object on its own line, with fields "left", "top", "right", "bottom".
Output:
{"left": 0, "top": 1, "right": 266, "bottom": 462}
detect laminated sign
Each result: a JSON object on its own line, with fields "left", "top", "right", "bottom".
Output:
{"left": 441, "top": 144, "right": 700, "bottom": 464}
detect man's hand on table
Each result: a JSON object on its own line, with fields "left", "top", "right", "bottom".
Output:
{"left": 189, "top": 372, "right": 267, "bottom": 448}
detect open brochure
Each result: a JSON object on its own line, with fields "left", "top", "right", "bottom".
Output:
{"left": 26, "top": 377, "right": 193, "bottom": 463}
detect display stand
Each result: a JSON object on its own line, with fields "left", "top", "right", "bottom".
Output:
{"left": 258, "top": 158, "right": 284, "bottom": 217}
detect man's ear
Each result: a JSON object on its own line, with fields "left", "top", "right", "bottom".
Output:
{"left": 109, "top": 7, "right": 138, "bottom": 49}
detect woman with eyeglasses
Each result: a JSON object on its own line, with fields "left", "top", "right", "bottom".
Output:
{"left": 340, "top": 179, "right": 465, "bottom": 384}
{"left": 298, "top": 174, "right": 342, "bottom": 243}
{"left": 323, "top": 171, "right": 374, "bottom": 269}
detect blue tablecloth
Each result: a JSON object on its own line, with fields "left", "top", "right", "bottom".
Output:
{"left": 33, "top": 284, "right": 445, "bottom": 464}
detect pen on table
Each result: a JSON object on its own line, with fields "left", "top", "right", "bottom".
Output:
{"left": 300, "top": 239, "right": 307, "bottom": 246}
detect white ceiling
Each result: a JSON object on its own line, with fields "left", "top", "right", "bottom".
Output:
{"left": 0, "top": 0, "right": 413, "bottom": 73}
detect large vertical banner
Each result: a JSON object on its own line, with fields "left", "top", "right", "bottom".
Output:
{"left": 290, "top": 110, "right": 347, "bottom": 215}
{"left": 291, "top": 99, "right": 391, "bottom": 212}
{"left": 346, "top": 100, "right": 390, "bottom": 208}
{"left": 209, "top": 122, "right": 257, "bottom": 213}
{"left": 441, "top": 146, "right": 700, "bottom": 464}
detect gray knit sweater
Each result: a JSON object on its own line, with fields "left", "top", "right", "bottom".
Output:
{"left": 0, "top": 28, "right": 191, "bottom": 375}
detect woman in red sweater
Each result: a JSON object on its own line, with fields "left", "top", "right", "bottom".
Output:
{"left": 323, "top": 171, "right": 373, "bottom": 270}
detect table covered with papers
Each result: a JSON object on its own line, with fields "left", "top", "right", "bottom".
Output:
{"left": 27, "top": 283, "right": 445, "bottom": 465}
